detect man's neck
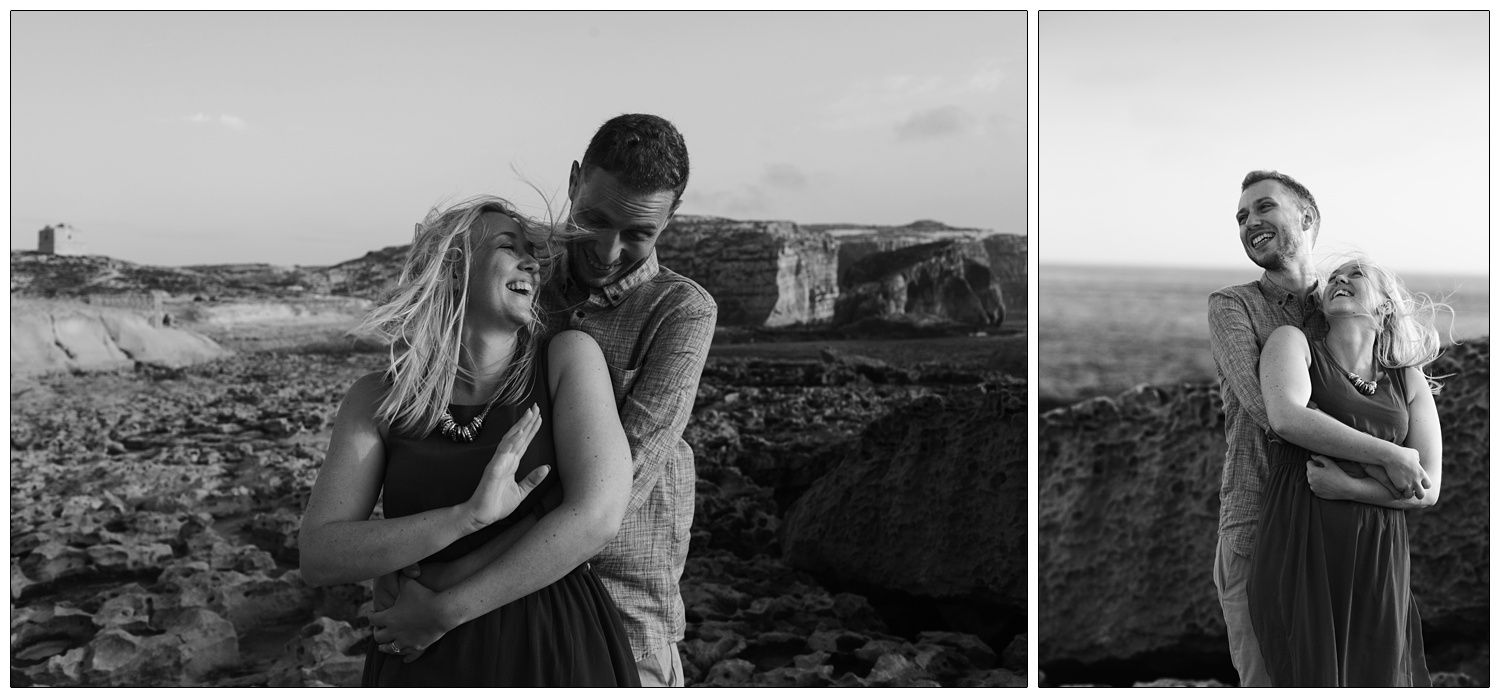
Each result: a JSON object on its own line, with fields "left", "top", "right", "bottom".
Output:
{"left": 1264, "top": 259, "right": 1320, "bottom": 296}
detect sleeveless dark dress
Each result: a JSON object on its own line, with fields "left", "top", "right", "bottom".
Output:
{"left": 1246, "top": 340, "right": 1430, "bottom": 687}
{"left": 362, "top": 347, "right": 640, "bottom": 686}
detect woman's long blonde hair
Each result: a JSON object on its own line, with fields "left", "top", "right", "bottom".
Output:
{"left": 353, "top": 195, "right": 558, "bottom": 438}
{"left": 1321, "top": 254, "right": 1457, "bottom": 393}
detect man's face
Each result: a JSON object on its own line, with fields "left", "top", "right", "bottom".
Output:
{"left": 566, "top": 163, "right": 681, "bottom": 289}
{"left": 1235, "top": 180, "right": 1314, "bottom": 273}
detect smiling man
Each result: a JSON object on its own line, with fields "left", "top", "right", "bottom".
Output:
{"left": 545, "top": 114, "right": 716, "bottom": 686}
{"left": 1207, "top": 170, "right": 1429, "bottom": 687}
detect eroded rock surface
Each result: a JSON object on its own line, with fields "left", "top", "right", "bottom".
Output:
{"left": 780, "top": 378, "right": 1028, "bottom": 626}
{"left": 1038, "top": 339, "right": 1489, "bottom": 679}
{"left": 834, "top": 240, "right": 1006, "bottom": 327}
{"left": 12, "top": 300, "right": 230, "bottom": 377}
{"left": 13, "top": 341, "right": 1019, "bottom": 687}
{"left": 656, "top": 216, "right": 838, "bottom": 327}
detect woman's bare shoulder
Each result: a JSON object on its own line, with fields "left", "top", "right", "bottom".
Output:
{"left": 547, "top": 330, "right": 606, "bottom": 369}
{"left": 1267, "top": 324, "right": 1311, "bottom": 345}
{"left": 336, "top": 371, "right": 392, "bottom": 433}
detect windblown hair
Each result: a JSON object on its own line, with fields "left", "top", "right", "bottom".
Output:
{"left": 352, "top": 195, "right": 559, "bottom": 438}
{"left": 581, "top": 113, "right": 690, "bottom": 200}
{"left": 1243, "top": 169, "right": 1320, "bottom": 238}
{"left": 1321, "top": 254, "right": 1457, "bottom": 394}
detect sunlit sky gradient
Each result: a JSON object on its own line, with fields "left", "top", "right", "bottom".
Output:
{"left": 1040, "top": 11, "right": 1488, "bottom": 275}
{"left": 11, "top": 11, "right": 1026, "bottom": 267}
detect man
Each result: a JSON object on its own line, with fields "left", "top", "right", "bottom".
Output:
{"left": 370, "top": 114, "right": 715, "bottom": 686}
{"left": 1209, "top": 170, "right": 1428, "bottom": 687}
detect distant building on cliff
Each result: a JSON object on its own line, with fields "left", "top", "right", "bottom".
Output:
{"left": 38, "top": 223, "right": 86, "bottom": 256}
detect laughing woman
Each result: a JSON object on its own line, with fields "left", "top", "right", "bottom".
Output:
{"left": 298, "top": 196, "right": 639, "bottom": 686}
{"left": 1247, "top": 255, "right": 1447, "bottom": 686}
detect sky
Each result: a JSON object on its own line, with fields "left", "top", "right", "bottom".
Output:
{"left": 10, "top": 11, "right": 1026, "bottom": 267}
{"left": 1040, "top": 11, "right": 1488, "bottom": 276}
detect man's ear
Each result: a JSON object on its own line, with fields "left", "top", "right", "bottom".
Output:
{"left": 667, "top": 196, "right": 684, "bottom": 222}
{"left": 567, "top": 161, "right": 582, "bottom": 203}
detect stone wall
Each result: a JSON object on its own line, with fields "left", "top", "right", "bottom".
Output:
{"left": 657, "top": 216, "right": 838, "bottom": 326}
{"left": 1038, "top": 339, "right": 1490, "bottom": 666}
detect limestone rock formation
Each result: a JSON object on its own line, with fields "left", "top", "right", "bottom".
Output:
{"left": 12, "top": 301, "right": 230, "bottom": 377}
{"left": 833, "top": 240, "right": 1005, "bottom": 326}
{"left": 819, "top": 222, "right": 1026, "bottom": 324}
{"left": 656, "top": 216, "right": 838, "bottom": 326}
{"left": 981, "top": 233, "right": 1027, "bottom": 317}
{"left": 781, "top": 378, "right": 1028, "bottom": 617}
{"left": 1038, "top": 339, "right": 1490, "bottom": 667}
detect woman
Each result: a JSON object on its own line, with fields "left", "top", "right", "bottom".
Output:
{"left": 297, "top": 196, "right": 639, "bottom": 686}
{"left": 1248, "top": 256, "right": 1446, "bottom": 686}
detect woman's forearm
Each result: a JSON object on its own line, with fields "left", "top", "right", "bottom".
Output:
{"left": 431, "top": 503, "right": 618, "bottom": 630}
{"left": 1271, "top": 405, "right": 1407, "bottom": 467}
{"left": 299, "top": 505, "right": 477, "bottom": 587}
{"left": 414, "top": 514, "right": 537, "bottom": 592}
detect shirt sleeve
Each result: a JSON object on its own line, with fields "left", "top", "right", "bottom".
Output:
{"left": 1208, "top": 289, "right": 1271, "bottom": 434}
{"left": 617, "top": 292, "right": 717, "bottom": 520}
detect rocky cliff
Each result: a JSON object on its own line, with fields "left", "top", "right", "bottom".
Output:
{"left": 819, "top": 223, "right": 1026, "bottom": 322}
{"left": 834, "top": 240, "right": 1005, "bottom": 327}
{"left": 981, "top": 234, "right": 1027, "bottom": 317}
{"left": 656, "top": 216, "right": 838, "bottom": 326}
{"left": 1038, "top": 339, "right": 1490, "bottom": 675}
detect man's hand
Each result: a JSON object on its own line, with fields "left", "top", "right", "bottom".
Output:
{"left": 1382, "top": 446, "right": 1430, "bottom": 500}
{"left": 1306, "top": 456, "right": 1354, "bottom": 500}
{"left": 369, "top": 576, "right": 450, "bottom": 663}
{"left": 372, "top": 565, "right": 422, "bottom": 612}
{"left": 1355, "top": 461, "right": 1408, "bottom": 500}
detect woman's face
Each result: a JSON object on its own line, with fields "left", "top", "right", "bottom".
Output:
{"left": 464, "top": 212, "right": 541, "bottom": 328}
{"left": 1322, "top": 261, "right": 1385, "bottom": 321}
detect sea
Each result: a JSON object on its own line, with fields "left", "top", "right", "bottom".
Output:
{"left": 1039, "top": 264, "right": 1489, "bottom": 408}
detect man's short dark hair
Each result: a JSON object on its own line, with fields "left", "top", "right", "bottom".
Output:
{"left": 581, "top": 113, "right": 690, "bottom": 201}
{"left": 1242, "top": 170, "right": 1320, "bottom": 229}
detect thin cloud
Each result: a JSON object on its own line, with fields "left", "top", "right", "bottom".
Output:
{"left": 821, "top": 61, "right": 1008, "bottom": 132}
{"left": 180, "top": 113, "right": 249, "bottom": 131}
{"left": 895, "top": 105, "right": 973, "bottom": 142}
{"left": 688, "top": 188, "right": 770, "bottom": 217}
{"left": 762, "top": 163, "right": 808, "bottom": 190}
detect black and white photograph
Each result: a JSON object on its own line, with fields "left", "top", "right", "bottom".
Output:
{"left": 1037, "top": 11, "right": 1488, "bottom": 688}
{"left": 10, "top": 11, "right": 1028, "bottom": 687}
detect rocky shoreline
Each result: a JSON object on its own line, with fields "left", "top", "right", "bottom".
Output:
{"left": 1038, "top": 338, "right": 1491, "bottom": 688}
{"left": 11, "top": 343, "right": 1025, "bottom": 687}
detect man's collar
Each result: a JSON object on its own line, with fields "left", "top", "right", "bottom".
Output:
{"left": 560, "top": 244, "right": 659, "bottom": 307}
{"left": 1256, "top": 271, "right": 1321, "bottom": 307}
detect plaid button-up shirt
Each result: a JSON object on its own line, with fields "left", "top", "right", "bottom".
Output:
{"left": 541, "top": 246, "right": 716, "bottom": 661}
{"left": 1208, "top": 273, "right": 1321, "bottom": 558}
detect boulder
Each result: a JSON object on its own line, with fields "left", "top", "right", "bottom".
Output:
{"left": 782, "top": 379, "right": 1028, "bottom": 610}
{"left": 656, "top": 216, "right": 838, "bottom": 326}
{"left": 833, "top": 240, "right": 1005, "bottom": 327}
{"left": 28, "top": 606, "right": 238, "bottom": 686}
{"left": 1038, "top": 339, "right": 1490, "bottom": 666}
{"left": 267, "top": 617, "right": 366, "bottom": 687}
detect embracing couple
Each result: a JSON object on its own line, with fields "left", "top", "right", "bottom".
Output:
{"left": 298, "top": 114, "right": 715, "bottom": 686}
{"left": 1210, "top": 170, "right": 1449, "bottom": 687}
